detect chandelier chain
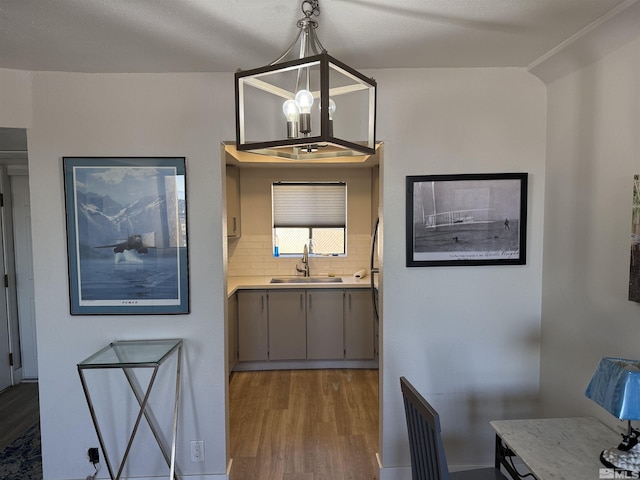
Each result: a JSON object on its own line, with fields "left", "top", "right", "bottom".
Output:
{"left": 301, "top": 0, "right": 320, "bottom": 18}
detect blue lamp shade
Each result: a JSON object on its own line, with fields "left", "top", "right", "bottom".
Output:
{"left": 585, "top": 357, "right": 640, "bottom": 420}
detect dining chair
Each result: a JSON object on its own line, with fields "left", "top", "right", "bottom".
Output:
{"left": 400, "top": 377, "right": 508, "bottom": 480}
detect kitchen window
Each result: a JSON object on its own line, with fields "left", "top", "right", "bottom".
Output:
{"left": 272, "top": 182, "right": 346, "bottom": 256}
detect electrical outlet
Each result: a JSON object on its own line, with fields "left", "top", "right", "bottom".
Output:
{"left": 190, "top": 440, "right": 204, "bottom": 462}
{"left": 88, "top": 447, "right": 99, "bottom": 464}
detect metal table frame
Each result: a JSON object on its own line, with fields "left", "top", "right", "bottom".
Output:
{"left": 77, "top": 339, "right": 183, "bottom": 480}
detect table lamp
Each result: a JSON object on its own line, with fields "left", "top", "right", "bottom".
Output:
{"left": 585, "top": 357, "right": 640, "bottom": 471}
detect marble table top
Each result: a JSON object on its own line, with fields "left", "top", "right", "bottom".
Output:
{"left": 491, "top": 417, "right": 622, "bottom": 480}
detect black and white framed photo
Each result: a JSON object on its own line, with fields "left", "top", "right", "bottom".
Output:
{"left": 406, "top": 173, "right": 528, "bottom": 267}
{"left": 63, "top": 157, "right": 189, "bottom": 314}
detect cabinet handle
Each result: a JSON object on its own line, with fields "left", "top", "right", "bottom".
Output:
{"left": 233, "top": 217, "right": 237, "bottom": 233}
{"left": 261, "top": 295, "right": 264, "bottom": 311}
{"left": 349, "top": 293, "right": 352, "bottom": 310}
{"left": 300, "top": 293, "right": 303, "bottom": 310}
{"left": 309, "top": 294, "right": 312, "bottom": 310}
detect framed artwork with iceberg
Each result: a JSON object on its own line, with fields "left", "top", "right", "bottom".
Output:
{"left": 63, "top": 157, "right": 189, "bottom": 314}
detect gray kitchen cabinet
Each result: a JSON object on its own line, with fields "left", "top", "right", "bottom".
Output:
{"left": 237, "top": 290, "right": 268, "bottom": 361}
{"left": 227, "top": 292, "right": 238, "bottom": 374}
{"left": 344, "top": 289, "right": 375, "bottom": 360}
{"left": 268, "top": 289, "right": 306, "bottom": 360}
{"left": 306, "top": 289, "right": 344, "bottom": 360}
{"left": 226, "top": 165, "right": 241, "bottom": 238}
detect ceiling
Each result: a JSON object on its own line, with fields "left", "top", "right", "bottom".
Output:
{"left": 0, "top": 0, "right": 632, "bottom": 74}
{"left": 1, "top": 0, "right": 636, "bottom": 156}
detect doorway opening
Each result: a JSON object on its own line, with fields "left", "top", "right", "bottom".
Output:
{"left": 0, "top": 127, "right": 36, "bottom": 392}
{"left": 223, "top": 142, "right": 384, "bottom": 479}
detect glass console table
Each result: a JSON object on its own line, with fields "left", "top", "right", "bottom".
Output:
{"left": 77, "top": 339, "right": 183, "bottom": 480}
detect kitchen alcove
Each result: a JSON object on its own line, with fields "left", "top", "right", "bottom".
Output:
{"left": 222, "top": 141, "right": 384, "bottom": 479}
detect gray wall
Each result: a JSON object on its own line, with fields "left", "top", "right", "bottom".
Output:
{"left": 27, "top": 72, "right": 232, "bottom": 479}
{"left": 1, "top": 65, "right": 546, "bottom": 479}
{"left": 373, "top": 68, "right": 546, "bottom": 477}
{"left": 540, "top": 33, "right": 640, "bottom": 429}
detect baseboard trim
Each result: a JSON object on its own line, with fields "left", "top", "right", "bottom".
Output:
{"left": 119, "top": 475, "right": 228, "bottom": 480}
{"left": 379, "top": 464, "right": 412, "bottom": 480}
{"left": 233, "top": 359, "right": 378, "bottom": 371}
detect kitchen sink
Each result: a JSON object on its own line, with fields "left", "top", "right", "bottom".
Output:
{"left": 270, "top": 277, "right": 343, "bottom": 284}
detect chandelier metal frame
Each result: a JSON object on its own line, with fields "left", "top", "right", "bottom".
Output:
{"left": 234, "top": 0, "right": 377, "bottom": 159}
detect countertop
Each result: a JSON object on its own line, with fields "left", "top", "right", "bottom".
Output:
{"left": 491, "top": 417, "right": 620, "bottom": 480}
{"left": 228, "top": 275, "right": 374, "bottom": 297}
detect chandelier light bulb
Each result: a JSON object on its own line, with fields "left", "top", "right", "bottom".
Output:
{"left": 328, "top": 98, "right": 336, "bottom": 120}
{"left": 283, "top": 99, "right": 300, "bottom": 139}
{"left": 295, "top": 89, "right": 314, "bottom": 114}
{"left": 282, "top": 99, "right": 300, "bottom": 121}
{"left": 318, "top": 97, "right": 336, "bottom": 118}
{"left": 295, "top": 89, "right": 314, "bottom": 134}
{"left": 320, "top": 97, "right": 337, "bottom": 136}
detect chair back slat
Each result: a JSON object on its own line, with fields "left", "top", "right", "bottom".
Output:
{"left": 400, "top": 377, "right": 450, "bottom": 480}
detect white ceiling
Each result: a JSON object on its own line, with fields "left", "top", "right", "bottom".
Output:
{"left": 0, "top": 0, "right": 633, "bottom": 73}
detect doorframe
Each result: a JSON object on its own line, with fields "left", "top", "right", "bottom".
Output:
{"left": 0, "top": 158, "right": 29, "bottom": 386}
{"left": 0, "top": 165, "right": 11, "bottom": 390}
{"left": 8, "top": 167, "right": 36, "bottom": 381}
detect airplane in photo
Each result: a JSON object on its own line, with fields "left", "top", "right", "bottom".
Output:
{"left": 95, "top": 234, "right": 152, "bottom": 254}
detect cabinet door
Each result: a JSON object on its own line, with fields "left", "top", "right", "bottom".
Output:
{"left": 269, "top": 290, "right": 306, "bottom": 360}
{"left": 226, "top": 165, "right": 241, "bottom": 238}
{"left": 344, "top": 289, "right": 374, "bottom": 360}
{"left": 237, "top": 290, "right": 268, "bottom": 361}
{"left": 306, "top": 290, "right": 344, "bottom": 360}
{"left": 227, "top": 293, "right": 238, "bottom": 374}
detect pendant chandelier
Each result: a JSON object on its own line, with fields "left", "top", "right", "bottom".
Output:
{"left": 234, "top": 0, "right": 377, "bottom": 160}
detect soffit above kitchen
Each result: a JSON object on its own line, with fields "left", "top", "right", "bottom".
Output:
{"left": 0, "top": 0, "right": 631, "bottom": 73}
{"left": 224, "top": 143, "right": 381, "bottom": 168}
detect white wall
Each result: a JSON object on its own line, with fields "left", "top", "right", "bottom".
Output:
{"left": 0, "top": 68, "right": 32, "bottom": 128}
{"left": 540, "top": 34, "right": 640, "bottom": 429}
{"left": 0, "top": 66, "right": 547, "bottom": 479}
{"left": 26, "top": 72, "right": 233, "bottom": 479}
{"left": 228, "top": 166, "right": 373, "bottom": 277}
{"left": 372, "top": 68, "right": 546, "bottom": 475}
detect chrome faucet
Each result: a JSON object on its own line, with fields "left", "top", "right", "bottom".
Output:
{"left": 296, "top": 244, "right": 310, "bottom": 277}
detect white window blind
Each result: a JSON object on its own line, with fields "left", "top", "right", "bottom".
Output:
{"left": 273, "top": 182, "right": 346, "bottom": 228}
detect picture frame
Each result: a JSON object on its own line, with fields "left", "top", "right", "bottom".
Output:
{"left": 406, "top": 173, "right": 528, "bottom": 267}
{"left": 63, "top": 157, "right": 189, "bottom": 314}
{"left": 629, "top": 174, "right": 640, "bottom": 303}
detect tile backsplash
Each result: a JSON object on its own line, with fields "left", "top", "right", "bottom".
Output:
{"left": 228, "top": 234, "right": 371, "bottom": 277}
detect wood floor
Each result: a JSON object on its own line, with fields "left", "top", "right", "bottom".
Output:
{"left": 1, "top": 373, "right": 378, "bottom": 478}
{"left": 0, "top": 382, "right": 39, "bottom": 451}
{"left": 229, "top": 369, "right": 379, "bottom": 480}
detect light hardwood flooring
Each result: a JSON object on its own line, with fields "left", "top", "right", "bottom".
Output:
{"left": 0, "top": 382, "right": 39, "bottom": 451}
{"left": 229, "top": 369, "right": 379, "bottom": 480}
